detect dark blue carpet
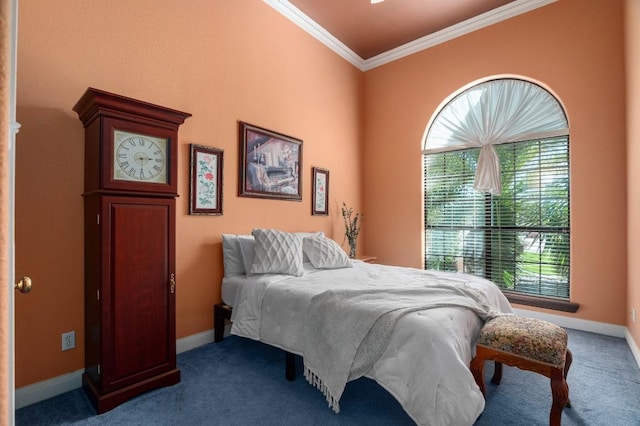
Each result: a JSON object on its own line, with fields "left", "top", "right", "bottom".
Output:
{"left": 16, "top": 329, "right": 640, "bottom": 425}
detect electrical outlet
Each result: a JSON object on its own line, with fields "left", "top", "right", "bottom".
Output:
{"left": 62, "top": 331, "right": 75, "bottom": 351}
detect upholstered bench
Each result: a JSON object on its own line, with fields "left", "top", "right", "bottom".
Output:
{"left": 470, "top": 315, "right": 572, "bottom": 426}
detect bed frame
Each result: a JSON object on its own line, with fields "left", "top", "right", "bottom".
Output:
{"left": 214, "top": 303, "right": 296, "bottom": 381}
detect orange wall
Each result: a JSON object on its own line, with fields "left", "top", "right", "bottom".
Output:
{"left": 362, "top": 0, "right": 627, "bottom": 325}
{"left": 15, "top": 1, "right": 363, "bottom": 387}
{"left": 14, "top": 0, "right": 634, "bottom": 390}
{"left": 626, "top": 0, "right": 640, "bottom": 345}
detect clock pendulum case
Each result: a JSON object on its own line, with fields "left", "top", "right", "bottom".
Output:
{"left": 73, "top": 88, "right": 191, "bottom": 413}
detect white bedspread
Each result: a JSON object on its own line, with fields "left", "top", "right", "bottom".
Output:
{"left": 229, "top": 262, "right": 514, "bottom": 426}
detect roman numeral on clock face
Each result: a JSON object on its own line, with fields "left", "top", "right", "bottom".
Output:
{"left": 113, "top": 130, "right": 168, "bottom": 184}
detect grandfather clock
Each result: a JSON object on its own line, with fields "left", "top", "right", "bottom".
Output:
{"left": 73, "top": 88, "right": 191, "bottom": 413}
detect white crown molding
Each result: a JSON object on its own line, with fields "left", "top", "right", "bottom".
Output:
{"left": 264, "top": 0, "right": 557, "bottom": 72}
{"left": 263, "top": 0, "right": 363, "bottom": 67}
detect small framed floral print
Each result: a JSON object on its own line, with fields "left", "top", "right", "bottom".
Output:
{"left": 190, "top": 144, "right": 223, "bottom": 215}
{"left": 311, "top": 167, "right": 329, "bottom": 215}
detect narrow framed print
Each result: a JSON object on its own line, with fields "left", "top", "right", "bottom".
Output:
{"left": 312, "top": 167, "right": 329, "bottom": 215}
{"left": 190, "top": 144, "right": 223, "bottom": 215}
{"left": 238, "top": 121, "right": 302, "bottom": 201}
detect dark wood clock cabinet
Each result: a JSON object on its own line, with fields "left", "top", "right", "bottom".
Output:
{"left": 73, "top": 88, "right": 191, "bottom": 413}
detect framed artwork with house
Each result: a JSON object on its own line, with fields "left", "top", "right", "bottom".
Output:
{"left": 238, "top": 121, "right": 302, "bottom": 201}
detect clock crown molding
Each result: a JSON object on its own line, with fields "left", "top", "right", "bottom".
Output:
{"left": 73, "top": 87, "right": 192, "bottom": 128}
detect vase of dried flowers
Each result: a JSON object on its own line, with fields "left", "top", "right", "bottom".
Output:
{"left": 341, "top": 202, "right": 363, "bottom": 258}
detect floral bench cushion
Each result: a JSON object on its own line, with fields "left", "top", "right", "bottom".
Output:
{"left": 477, "top": 315, "right": 568, "bottom": 368}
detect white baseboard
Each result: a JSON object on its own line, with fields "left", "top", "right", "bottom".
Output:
{"left": 513, "top": 308, "right": 628, "bottom": 338}
{"left": 14, "top": 317, "right": 639, "bottom": 410}
{"left": 176, "top": 329, "right": 215, "bottom": 354}
{"left": 15, "top": 329, "right": 217, "bottom": 410}
{"left": 625, "top": 329, "right": 640, "bottom": 370}
{"left": 15, "top": 368, "right": 84, "bottom": 410}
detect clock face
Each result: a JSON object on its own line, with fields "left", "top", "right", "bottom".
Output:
{"left": 113, "top": 130, "right": 168, "bottom": 184}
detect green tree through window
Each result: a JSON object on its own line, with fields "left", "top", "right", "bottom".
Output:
{"left": 424, "top": 137, "right": 570, "bottom": 299}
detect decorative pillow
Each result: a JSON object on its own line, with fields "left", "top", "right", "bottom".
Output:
{"left": 296, "top": 231, "right": 325, "bottom": 263}
{"left": 237, "top": 235, "right": 256, "bottom": 274}
{"left": 302, "top": 236, "right": 353, "bottom": 269}
{"left": 221, "top": 234, "right": 245, "bottom": 277}
{"left": 249, "top": 229, "right": 304, "bottom": 276}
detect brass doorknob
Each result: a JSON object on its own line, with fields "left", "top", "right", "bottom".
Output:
{"left": 15, "top": 276, "right": 32, "bottom": 294}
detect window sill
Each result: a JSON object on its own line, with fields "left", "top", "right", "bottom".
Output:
{"left": 503, "top": 291, "right": 579, "bottom": 313}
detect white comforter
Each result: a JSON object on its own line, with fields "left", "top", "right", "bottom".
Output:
{"left": 228, "top": 261, "right": 514, "bottom": 426}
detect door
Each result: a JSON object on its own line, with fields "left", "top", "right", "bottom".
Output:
{"left": 7, "top": 0, "right": 25, "bottom": 424}
{"left": 7, "top": 0, "right": 18, "bottom": 422}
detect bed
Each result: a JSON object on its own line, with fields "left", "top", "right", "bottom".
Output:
{"left": 220, "top": 229, "right": 514, "bottom": 426}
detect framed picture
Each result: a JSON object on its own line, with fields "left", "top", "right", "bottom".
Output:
{"left": 189, "top": 144, "right": 223, "bottom": 215}
{"left": 311, "top": 167, "right": 329, "bottom": 215}
{"left": 238, "top": 121, "right": 302, "bottom": 201}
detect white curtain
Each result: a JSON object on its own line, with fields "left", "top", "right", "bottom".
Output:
{"left": 424, "top": 78, "right": 569, "bottom": 195}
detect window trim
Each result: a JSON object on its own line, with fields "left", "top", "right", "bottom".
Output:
{"left": 504, "top": 291, "right": 579, "bottom": 313}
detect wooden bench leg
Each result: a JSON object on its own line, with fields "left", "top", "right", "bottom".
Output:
{"left": 470, "top": 350, "right": 503, "bottom": 397}
{"left": 564, "top": 349, "right": 572, "bottom": 408}
{"left": 470, "top": 355, "right": 486, "bottom": 396}
{"left": 491, "top": 361, "right": 503, "bottom": 385}
{"left": 549, "top": 348, "right": 572, "bottom": 425}
{"left": 550, "top": 367, "right": 569, "bottom": 426}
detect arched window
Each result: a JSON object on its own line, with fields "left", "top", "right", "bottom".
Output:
{"left": 423, "top": 78, "right": 574, "bottom": 310}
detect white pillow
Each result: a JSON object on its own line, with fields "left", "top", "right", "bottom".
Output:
{"left": 221, "top": 234, "right": 245, "bottom": 277}
{"left": 295, "top": 231, "right": 325, "bottom": 238}
{"left": 296, "top": 231, "right": 325, "bottom": 263}
{"left": 237, "top": 235, "right": 256, "bottom": 274}
{"left": 250, "top": 229, "right": 304, "bottom": 276}
{"left": 231, "top": 232, "right": 323, "bottom": 275}
{"left": 302, "top": 236, "right": 353, "bottom": 269}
